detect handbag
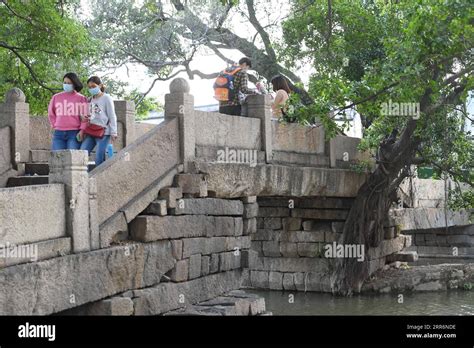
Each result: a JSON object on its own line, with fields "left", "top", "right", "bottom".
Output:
{"left": 83, "top": 122, "right": 106, "bottom": 138}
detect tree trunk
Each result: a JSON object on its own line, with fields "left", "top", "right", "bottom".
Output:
{"left": 331, "top": 118, "right": 421, "bottom": 295}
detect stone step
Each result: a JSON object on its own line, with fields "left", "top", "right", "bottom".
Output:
{"left": 130, "top": 215, "right": 243, "bottom": 242}
{"left": 6, "top": 175, "right": 49, "bottom": 187}
{"left": 173, "top": 174, "right": 208, "bottom": 197}
{"left": 406, "top": 245, "right": 474, "bottom": 256}
{"left": 169, "top": 198, "right": 243, "bottom": 216}
{"left": 25, "top": 162, "right": 49, "bottom": 175}
{"left": 24, "top": 162, "right": 96, "bottom": 175}
{"left": 386, "top": 251, "right": 418, "bottom": 263}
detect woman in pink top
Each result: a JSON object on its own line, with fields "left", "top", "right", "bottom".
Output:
{"left": 270, "top": 75, "right": 292, "bottom": 118}
{"left": 48, "top": 72, "right": 88, "bottom": 150}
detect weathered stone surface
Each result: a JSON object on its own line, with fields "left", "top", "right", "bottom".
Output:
{"left": 302, "top": 221, "right": 332, "bottom": 232}
{"left": 362, "top": 263, "right": 474, "bottom": 294}
{"left": 242, "top": 196, "right": 257, "bottom": 204}
{"left": 252, "top": 257, "right": 330, "bottom": 273}
{"left": 171, "top": 240, "right": 183, "bottom": 259}
{"left": 271, "top": 151, "right": 329, "bottom": 167}
{"left": 159, "top": 187, "right": 183, "bottom": 209}
{"left": 210, "top": 253, "right": 219, "bottom": 273}
{"left": 130, "top": 215, "right": 237, "bottom": 242}
{"left": 297, "top": 242, "right": 323, "bottom": 257}
{"left": 99, "top": 212, "right": 129, "bottom": 248}
{"left": 258, "top": 197, "right": 354, "bottom": 209}
{"left": 174, "top": 174, "right": 208, "bottom": 197}
{"left": 263, "top": 217, "right": 282, "bottom": 229}
{"left": 262, "top": 241, "right": 281, "bottom": 257}
{"left": 144, "top": 199, "right": 168, "bottom": 216}
{"left": 446, "top": 234, "right": 473, "bottom": 247}
{"left": 250, "top": 270, "right": 269, "bottom": 288}
{"left": 243, "top": 218, "right": 257, "bottom": 235}
{"left": 0, "top": 237, "right": 71, "bottom": 268}
{"left": 290, "top": 209, "right": 348, "bottom": 220}
{"left": 281, "top": 231, "right": 325, "bottom": 243}
{"left": 61, "top": 296, "right": 134, "bottom": 316}
{"left": 201, "top": 255, "right": 210, "bottom": 276}
{"left": 391, "top": 207, "right": 471, "bottom": 231}
{"left": 254, "top": 229, "right": 280, "bottom": 241}
{"left": 272, "top": 121, "right": 325, "bottom": 154}
{"left": 243, "top": 203, "right": 259, "bottom": 218}
{"left": 0, "top": 241, "right": 175, "bottom": 315}
{"left": 269, "top": 271, "right": 283, "bottom": 290}
{"left": 279, "top": 242, "right": 299, "bottom": 258}
{"left": 170, "top": 198, "right": 243, "bottom": 216}
{"left": 282, "top": 273, "right": 296, "bottom": 291}
{"left": 219, "top": 251, "right": 241, "bottom": 272}
{"left": 170, "top": 259, "right": 188, "bottom": 282}
{"left": 0, "top": 184, "right": 66, "bottom": 245}
{"left": 0, "top": 126, "right": 11, "bottom": 176}
{"left": 133, "top": 270, "right": 242, "bottom": 315}
{"left": 259, "top": 207, "right": 290, "bottom": 217}
{"left": 282, "top": 217, "right": 302, "bottom": 231}
{"left": 234, "top": 217, "right": 243, "bottom": 236}
{"left": 328, "top": 135, "right": 372, "bottom": 168}
{"left": 241, "top": 249, "right": 258, "bottom": 268}
{"left": 189, "top": 254, "right": 202, "bottom": 279}
{"left": 91, "top": 118, "right": 180, "bottom": 224}
{"left": 204, "top": 162, "right": 368, "bottom": 199}
{"left": 367, "top": 236, "right": 409, "bottom": 260}
{"left": 194, "top": 110, "right": 262, "bottom": 150}
{"left": 386, "top": 251, "right": 418, "bottom": 263}
{"left": 181, "top": 236, "right": 251, "bottom": 258}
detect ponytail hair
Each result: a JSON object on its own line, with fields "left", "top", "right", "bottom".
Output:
{"left": 87, "top": 76, "right": 106, "bottom": 92}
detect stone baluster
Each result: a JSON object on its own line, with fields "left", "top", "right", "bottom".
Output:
{"left": 165, "top": 78, "right": 195, "bottom": 172}
{"left": 0, "top": 88, "right": 30, "bottom": 172}
{"left": 49, "top": 150, "right": 92, "bottom": 253}
{"left": 246, "top": 94, "right": 273, "bottom": 163}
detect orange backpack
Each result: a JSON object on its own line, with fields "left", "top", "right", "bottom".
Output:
{"left": 213, "top": 66, "right": 241, "bottom": 101}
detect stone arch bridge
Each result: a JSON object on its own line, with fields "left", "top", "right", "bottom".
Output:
{"left": 0, "top": 78, "right": 472, "bottom": 315}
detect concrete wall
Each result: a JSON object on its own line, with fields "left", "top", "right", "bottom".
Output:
{"left": 0, "top": 184, "right": 66, "bottom": 245}
{"left": 272, "top": 121, "right": 325, "bottom": 154}
{"left": 91, "top": 118, "right": 180, "bottom": 224}
{"left": 194, "top": 111, "right": 261, "bottom": 150}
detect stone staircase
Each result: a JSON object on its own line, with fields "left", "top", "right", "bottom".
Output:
{"left": 6, "top": 150, "right": 96, "bottom": 187}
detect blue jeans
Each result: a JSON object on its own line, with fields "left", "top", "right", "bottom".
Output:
{"left": 80, "top": 135, "right": 111, "bottom": 166}
{"left": 51, "top": 130, "right": 81, "bottom": 151}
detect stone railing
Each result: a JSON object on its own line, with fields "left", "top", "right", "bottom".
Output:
{"left": 0, "top": 184, "right": 67, "bottom": 245}
{"left": 0, "top": 88, "right": 29, "bottom": 177}
{"left": 0, "top": 126, "right": 12, "bottom": 187}
{"left": 0, "top": 78, "right": 372, "bottom": 258}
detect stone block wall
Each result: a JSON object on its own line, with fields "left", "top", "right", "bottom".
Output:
{"left": 243, "top": 196, "right": 411, "bottom": 292}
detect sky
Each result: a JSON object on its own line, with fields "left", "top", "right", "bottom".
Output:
{"left": 79, "top": 0, "right": 303, "bottom": 107}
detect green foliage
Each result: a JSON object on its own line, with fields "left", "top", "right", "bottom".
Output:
{"left": 0, "top": 0, "right": 98, "bottom": 115}
{"left": 281, "top": 0, "right": 473, "bottom": 207}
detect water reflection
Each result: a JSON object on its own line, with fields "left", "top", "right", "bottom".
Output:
{"left": 247, "top": 290, "right": 474, "bottom": 315}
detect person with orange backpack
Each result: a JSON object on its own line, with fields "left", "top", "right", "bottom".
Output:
{"left": 214, "top": 57, "right": 259, "bottom": 116}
